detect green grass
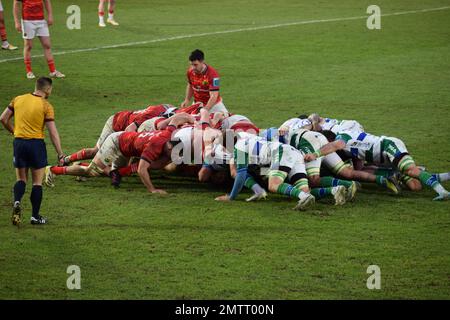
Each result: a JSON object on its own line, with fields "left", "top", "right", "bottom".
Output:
{"left": 0, "top": 0, "right": 449, "bottom": 299}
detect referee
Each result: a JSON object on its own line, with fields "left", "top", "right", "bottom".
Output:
{"left": 0, "top": 77, "right": 64, "bottom": 225}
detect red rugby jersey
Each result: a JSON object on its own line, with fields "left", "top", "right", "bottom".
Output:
{"left": 118, "top": 126, "right": 176, "bottom": 163}
{"left": 186, "top": 65, "right": 222, "bottom": 105}
{"left": 20, "top": 0, "right": 45, "bottom": 21}
{"left": 112, "top": 104, "right": 168, "bottom": 132}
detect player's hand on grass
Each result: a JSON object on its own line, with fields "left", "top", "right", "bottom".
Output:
{"left": 151, "top": 189, "right": 168, "bottom": 195}
{"left": 215, "top": 194, "right": 231, "bottom": 202}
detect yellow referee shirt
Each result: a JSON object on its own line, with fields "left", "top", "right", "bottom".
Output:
{"left": 8, "top": 93, "right": 55, "bottom": 139}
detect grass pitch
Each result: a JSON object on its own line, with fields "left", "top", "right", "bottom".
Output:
{"left": 0, "top": 0, "right": 449, "bottom": 299}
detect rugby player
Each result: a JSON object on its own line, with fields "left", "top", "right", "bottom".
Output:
{"left": 13, "top": 0, "right": 65, "bottom": 79}
{"left": 305, "top": 130, "right": 450, "bottom": 201}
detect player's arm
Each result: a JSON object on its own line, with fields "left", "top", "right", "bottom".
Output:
{"left": 181, "top": 83, "right": 194, "bottom": 108}
{"left": 137, "top": 158, "right": 167, "bottom": 194}
{"left": 0, "top": 107, "right": 14, "bottom": 134}
{"left": 44, "top": 0, "right": 54, "bottom": 26}
{"left": 204, "top": 91, "right": 219, "bottom": 111}
{"left": 304, "top": 140, "right": 346, "bottom": 162}
{"left": 13, "top": 0, "right": 22, "bottom": 32}
{"left": 45, "top": 121, "right": 65, "bottom": 161}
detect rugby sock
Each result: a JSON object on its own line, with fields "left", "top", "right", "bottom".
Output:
{"left": 432, "top": 172, "right": 450, "bottom": 182}
{"left": 374, "top": 168, "right": 394, "bottom": 177}
{"left": 418, "top": 171, "right": 446, "bottom": 194}
{"left": 47, "top": 59, "right": 56, "bottom": 73}
{"left": 13, "top": 180, "right": 26, "bottom": 203}
{"left": 375, "top": 176, "right": 387, "bottom": 187}
{"left": 310, "top": 187, "right": 333, "bottom": 199}
{"left": 108, "top": 10, "right": 114, "bottom": 20}
{"left": 67, "top": 149, "right": 88, "bottom": 163}
{"left": 99, "top": 11, "right": 105, "bottom": 23}
{"left": 118, "top": 163, "right": 138, "bottom": 177}
{"left": 50, "top": 166, "right": 67, "bottom": 175}
{"left": 30, "top": 185, "right": 43, "bottom": 218}
{"left": 24, "top": 58, "right": 32, "bottom": 73}
{"left": 277, "top": 183, "right": 301, "bottom": 199}
{"left": 319, "top": 176, "right": 353, "bottom": 188}
{"left": 0, "top": 24, "right": 7, "bottom": 42}
{"left": 244, "top": 175, "right": 264, "bottom": 194}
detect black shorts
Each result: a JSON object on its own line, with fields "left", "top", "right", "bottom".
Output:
{"left": 13, "top": 138, "right": 48, "bottom": 169}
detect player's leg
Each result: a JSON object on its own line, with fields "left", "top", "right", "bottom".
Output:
{"left": 38, "top": 35, "right": 65, "bottom": 78}
{"left": 107, "top": 0, "right": 119, "bottom": 26}
{"left": 64, "top": 116, "right": 114, "bottom": 165}
{"left": 30, "top": 167, "right": 46, "bottom": 224}
{"left": 98, "top": 0, "right": 106, "bottom": 27}
{"left": 383, "top": 138, "right": 448, "bottom": 200}
{"left": 325, "top": 152, "right": 400, "bottom": 194}
{"left": 12, "top": 168, "right": 28, "bottom": 225}
{"left": 0, "top": 9, "right": 17, "bottom": 50}
{"left": 23, "top": 39, "right": 34, "bottom": 78}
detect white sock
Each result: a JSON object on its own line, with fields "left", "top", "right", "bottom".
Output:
{"left": 432, "top": 183, "right": 447, "bottom": 195}
{"left": 437, "top": 172, "right": 450, "bottom": 182}
{"left": 108, "top": 13, "right": 114, "bottom": 20}
{"left": 99, "top": 16, "right": 105, "bottom": 23}
{"left": 2, "top": 41, "right": 9, "bottom": 47}
{"left": 298, "top": 191, "right": 309, "bottom": 200}
{"left": 251, "top": 183, "right": 264, "bottom": 195}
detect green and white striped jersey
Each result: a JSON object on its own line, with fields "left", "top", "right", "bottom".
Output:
{"left": 234, "top": 135, "right": 281, "bottom": 168}
{"left": 285, "top": 129, "right": 328, "bottom": 155}
{"left": 335, "top": 131, "right": 383, "bottom": 163}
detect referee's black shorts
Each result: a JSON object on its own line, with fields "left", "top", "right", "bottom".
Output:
{"left": 13, "top": 138, "right": 48, "bottom": 169}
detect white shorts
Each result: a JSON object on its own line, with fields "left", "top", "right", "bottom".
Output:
{"left": 137, "top": 117, "right": 165, "bottom": 133}
{"left": 270, "top": 144, "right": 306, "bottom": 180}
{"left": 0, "top": 1, "right": 4, "bottom": 12}
{"left": 209, "top": 101, "right": 229, "bottom": 115}
{"left": 96, "top": 115, "right": 115, "bottom": 148}
{"left": 21, "top": 20, "right": 50, "bottom": 40}
{"left": 96, "top": 131, "right": 129, "bottom": 169}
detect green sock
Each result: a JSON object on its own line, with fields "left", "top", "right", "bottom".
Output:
{"left": 244, "top": 175, "right": 257, "bottom": 189}
{"left": 375, "top": 176, "right": 386, "bottom": 186}
{"left": 418, "top": 171, "right": 445, "bottom": 194}
{"left": 319, "top": 176, "right": 352, "bottom": 188}
{"left": 310, "top": 187, "right": 333, "bottom": 199}
{"left": 277, "top": 183, "right": 301, "bottom": 199}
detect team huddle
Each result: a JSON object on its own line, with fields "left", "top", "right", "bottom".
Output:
{"left": 42, "top": 50, "right": 450, "bottom": 210}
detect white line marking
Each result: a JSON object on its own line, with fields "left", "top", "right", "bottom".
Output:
{"left": 1, "top": 6, "right": 449, "bottom": 64}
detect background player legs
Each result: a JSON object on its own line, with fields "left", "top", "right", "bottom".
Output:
{"left": 38, "top": 36, "right": 64, "bottom": 77}
{"left": 98, "top": 0, "right": 106, "bottom": 27}
{"left": 23, "top": 39, "right": 33, "bottom": 77}
{"left": 12, "top": 168, "right": 28, "bottom": 225}
{"left": 107, "top": 0, "right": 119, "bottom": 25}
{"left": 0, "top": 10, "right": 17, "bottom": 50}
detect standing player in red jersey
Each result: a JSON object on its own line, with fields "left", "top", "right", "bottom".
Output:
{"left": 13, "top": 0, "right": 64, "bottom": 79}
{"left": 98, "top": 0, "right": 119, "bottom": 27}
{"left": 0, "top": 1, "right": 18, "bottom": 50}
{"left": 62, "top": 104, "right": 173, "bottom": 165}
{"left": 181, "top": 49, "right": 229, "bottom": 115}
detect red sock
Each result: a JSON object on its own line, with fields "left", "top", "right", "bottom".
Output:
{"left": 69, "top": 149, "right": 87, "bottom": 162}
{"left": 79, "top": 162, "right": 90, "bottom": 167}
{"left": 109, "top": 9, "right": 114, "bottom": 15}
{"left": 99, "top": 11, "right": 104, "bottom": 17}
{"left": 47, "top": 59, "right": 56, "bottom": 73}
{"left": 50, "top": 166, "right": 67, "bottom": 175}
{"left": 118, "top": 163, "right": 138, "bottom": 177}
{"left": 24, "top": 58, "right": 32, "bottom": 73}
{"left": 0, "top": 25, "right": 7, "bottom": 42}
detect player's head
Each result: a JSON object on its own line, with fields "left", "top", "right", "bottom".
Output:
{"left": 35, "top": 77, "right": 53, "bottom": 99}
{"left": 189, "top": 49, "right": 205, "bottom": 73}
{"left": 322, "top": 130, "right": 337, "bottom": 142}
{"left": 308, "top": 113, "right": 322, "bottom": 131}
